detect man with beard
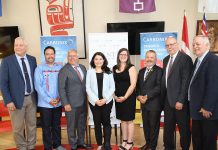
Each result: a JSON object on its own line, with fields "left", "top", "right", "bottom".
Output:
{"left": 34, "top": 46, "right": 65, "bottom": 150}
{"left": 137, "top": 50, "right": 162, "bottom": 150}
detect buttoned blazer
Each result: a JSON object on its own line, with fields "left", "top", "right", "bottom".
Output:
{"left": 0, "top": 54, "right": 37, "bottom": 109}
{"left": 189, "top": 52, "right": 218, "bottom": 120}
{"left": 161, "top": 51, "right": 193, "bottom": 107}
{"left": 136, "top": 65, "right": 163, "bottom": 111}
{"left": 58, "top": 63, "right": 87, "bottom": 108}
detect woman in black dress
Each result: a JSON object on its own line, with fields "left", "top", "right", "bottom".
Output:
{"left": 113, "top": 48, "right": 137, "bottom": 150}
{"left": 86, "top": 52, "right": 115, "bottom": 150}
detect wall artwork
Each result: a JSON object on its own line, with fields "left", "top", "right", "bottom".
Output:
{"left": 196, "top": 20, "right": 218, "bottom": 53}
{"left": 38, "top": 0, "right": 86, "bottom": 58}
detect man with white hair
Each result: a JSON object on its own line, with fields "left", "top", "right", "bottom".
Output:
{"left": 0, "top": 37, "right": 37, "bottom": 150}
{"left": 189, "top": 35, "right": 218, "bottom": 150}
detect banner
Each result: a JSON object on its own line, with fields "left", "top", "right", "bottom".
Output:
{"left": 119, "top": 0, "right": 156, "bottom": 13}
{"left": 0, "top": 0, "right": 2, "bottom": 16}
{"left": 140, "top": 32, "right": 178, "bottom": 68}
{"left": 88, "top": 33, "right": 128, "bottom": 68}
{"left": 40, "top": 36, "right": 77, "bottom": 63}
{"left": 181, "top": 12, "right": 191, "bottom": 56}
{"left": 88, "top": 32, "right": 128, "bottom": 126}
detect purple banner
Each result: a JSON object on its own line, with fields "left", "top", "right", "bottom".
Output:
{"left": 119, "top": 0, "right": 156, "bottom": 13}
{"left": 0, "top": 0, "right": 2, "bottom": 16}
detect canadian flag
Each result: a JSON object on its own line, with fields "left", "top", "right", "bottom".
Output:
{"left": 181, "top": 11, "right": 191, "bottom": 56}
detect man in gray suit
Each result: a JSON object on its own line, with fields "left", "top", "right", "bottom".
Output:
{"left": 58, "top": 50, "right": 91, "bottom": 150}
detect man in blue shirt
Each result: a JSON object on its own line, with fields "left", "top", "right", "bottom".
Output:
{"left": 34, "top": 46, "right": 65, "bottom": 150}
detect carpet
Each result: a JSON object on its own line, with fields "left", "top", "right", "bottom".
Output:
{"left": 6, "top": 144, "right": 139, "bottom": 150}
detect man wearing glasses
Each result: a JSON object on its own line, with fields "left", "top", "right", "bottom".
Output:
{"left": 161, "top": 36, "right": 193, "bottom": 150}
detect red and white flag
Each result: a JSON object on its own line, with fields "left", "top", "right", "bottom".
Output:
{"left": 201, "top": 13, "right": 208, "bottom": 36}
{"left": 181, "top": 11, "right": 191, "bottom": 56}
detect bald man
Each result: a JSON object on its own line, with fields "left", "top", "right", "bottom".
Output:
{"left": 161, "top": 37, "right": 193, "bottom": 150}
{"left": 58, "top": 50, "right": 91, "bottom": 150}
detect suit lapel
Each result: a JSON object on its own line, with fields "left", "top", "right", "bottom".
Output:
{"left": 67, "top": 63, "right": 82, "bottom": 82}
{"left": 192, "top": 52, "right": 210, "bottom": 82}
{"left": 12, "top": 55, "right": 24, "bottom": 80}
{"left": 26, "top": 55, "right": 34, "bottom": 79}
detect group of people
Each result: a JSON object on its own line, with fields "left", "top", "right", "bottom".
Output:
{"left": 0, "top": 35, "right": 218, "bottom": 150}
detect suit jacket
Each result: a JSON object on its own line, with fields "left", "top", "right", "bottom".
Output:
{"left": 0, "top": 54, "right": 37, "bottom": 109}
{"left": 161, "top": 51, "right": 193, "bottom": 107}
{"left": 86, "top": 69, "right": 115, "bottom": 106}
{"left": 58, "top": 63, "right": 87, "bottom": 108}
{"left": 189, "top": 52, "right": 218, "bottom": 120}
{"left": 136, "top": 65, "right": 163, "bottom": 111}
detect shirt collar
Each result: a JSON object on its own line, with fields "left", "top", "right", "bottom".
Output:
{"left": 198, "top": 50, "right": 209, "bottom": 62}
{"left": 15, "top": 54, "right": 27, "bottom": 60}
{"left": 170, "top": 50, "right": 179, "bottom": 59}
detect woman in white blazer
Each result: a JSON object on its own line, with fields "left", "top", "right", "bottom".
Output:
{"left": 86, "top": 52, "right": 115, "bottom": 150}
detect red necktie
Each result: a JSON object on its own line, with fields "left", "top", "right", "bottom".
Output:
{"left": 74, "top": 66, "right": 82, "bottom": 81}
{"left": 167, "top": 57, "right": 173, "bottom": 78}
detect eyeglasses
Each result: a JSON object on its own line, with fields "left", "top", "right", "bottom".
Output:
{"left": 119, "top": 54, "right": 128, "bottom": 56}
{"left": 68, "top": 55, "right": 78, "bottom": 58}
{"left": 165, "top": 42, "right": 176, "bottom": 47}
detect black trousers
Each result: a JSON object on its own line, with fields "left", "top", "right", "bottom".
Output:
{"left": 89, "top": 101, "right": 113, "bottom": 146}
{"left": 39, "top": 106, "right": 62, "bottom": 150}
{"left": 192, "top": 119, "right": 218, "bottom": 150}
{"left": 163, "top": 98, "right": 191, "bottom": 150}
{"left": 142, "top": 108, "right": 161, "bottom": 150}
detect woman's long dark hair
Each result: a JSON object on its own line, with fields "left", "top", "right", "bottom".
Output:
{"left": 116, "top": 48, "right": 131, "bottom": 70}
{"left": 90, "top": 52, "right": 111, "bottom": 74}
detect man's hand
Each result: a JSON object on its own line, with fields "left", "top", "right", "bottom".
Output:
{"left": 199, "top": 108, "right": 212, "bottom": 118}
{"left": 175, "top": 102, "right": 183, "bottom": 110}
{"left": 64, "top": 104, "right": 72, "bottom": 112}
{"left": 137, "top": 95, "right": 148, "bottom": 104}
{"left": 7, "top": 102, "right": 16, "bottom": 111}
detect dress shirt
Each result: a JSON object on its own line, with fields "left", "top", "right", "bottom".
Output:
{"left": 15, "top": 54, "right": 33, "bottom": 95}
{"left": 34, "top": 63, "right": 62, "bottom": 108}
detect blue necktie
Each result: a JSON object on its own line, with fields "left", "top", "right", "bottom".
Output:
{"left": 21, "top": 58, "right": 31, "bottom": 93}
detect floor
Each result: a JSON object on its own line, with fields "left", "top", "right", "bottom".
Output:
{"left": 0, "top": 124, "right": 198, "bottom": 150}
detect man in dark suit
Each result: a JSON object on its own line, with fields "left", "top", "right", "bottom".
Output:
{"left": 0, "top": 37, "right": 37, "bottom": 150}
{"left": 189, "top": 35, "right": 218, "bottom": 150}
{"left": 162, "top": 37, "right": 193, "bottom": 150}
{"left": 58, "top": 50, "right": 91, "bottom": 150}
{"left": 137, "top": 50, "right": 162, "bottom": 150}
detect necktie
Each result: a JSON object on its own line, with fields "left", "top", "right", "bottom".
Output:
{"left": 74, "top": 66, "right": 82, "bottom": 81}
{"left": 167, "top": 56, "right": 173, "bottom": 78}
{"left": 144, "top": 68, "right": 150, "bottom": 81}
{"left": 21, "top": 58, "right": 31, "bottom": 93}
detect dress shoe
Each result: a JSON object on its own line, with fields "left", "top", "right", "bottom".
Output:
{"left": 77, "top": 144, "right": 92, "bottom": 149}
{"left": 139, "top": 144, "right": 149, "bottom": 150}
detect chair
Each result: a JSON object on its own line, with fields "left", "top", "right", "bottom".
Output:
{"left": 0, "top": 101, "right": 12, "bottom": 132}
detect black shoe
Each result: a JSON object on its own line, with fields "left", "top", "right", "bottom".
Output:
{"left": 139, "top": 144, "right": 149, "bottom": 150}
{"left": 77, "top": 144, "right": 92, "bottom": 149}
{"left": 71, "top": 149, "right": 77, "bottom": 150}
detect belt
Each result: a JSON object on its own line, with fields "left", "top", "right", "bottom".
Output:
{"left": 25, "top": 94, "right": 31, "bottom": 96}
